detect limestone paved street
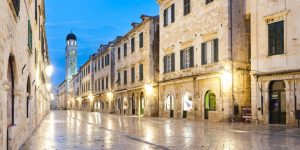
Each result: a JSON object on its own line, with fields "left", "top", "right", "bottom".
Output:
{"left": 21, "top": 111, "right": 300, "bottom": 150}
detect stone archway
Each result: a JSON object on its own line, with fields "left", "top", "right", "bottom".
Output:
{"left": 7, "top": 55, "right": 16, "bottom": 149}
{"left": 269, "top": 80, "right": 286, "bottom": 124}
{"left": 140, "top": 92, "right": 145, "bottom": 115}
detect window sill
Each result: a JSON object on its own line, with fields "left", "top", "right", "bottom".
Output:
{"left": 267, "top": 53, "right": 285, "bottom": 57}
{"left": 201, "top": 62, "right": 218, "bottom": 67}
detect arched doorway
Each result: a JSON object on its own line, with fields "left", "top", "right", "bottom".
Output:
{"left": 131, "top": 93, "right": 135, "bottom": 115}
{"left": 140, "top": 92, "right": 145, "bottom": 115}
{"left": 26, "top": 76, "right": 31, "bottom": 118}
{"left": 7, "top": 56, "right": 15, "bottom": 149}
{"left": 269, "top": 81, "right": 286, "bottom": 124}
{"left": 165, "top": 94, "right": 174, "bottom": 118}
{"left": 204, "top": 90, "right": 216, "bottom": 119}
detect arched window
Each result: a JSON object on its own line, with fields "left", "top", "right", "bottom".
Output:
{"left": 205, "top": 90, "right": 216, "bottom": 111}
{"left": 26, "top": 76, "right": 31, "bottom": 118}
{"left": 165, "top": 94, "right": 173, "bottom": 111}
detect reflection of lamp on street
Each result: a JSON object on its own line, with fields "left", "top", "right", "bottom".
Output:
{"left": 46, "top": 65, "right": 54, "bottom": 77}
{"left": 145, "top": 84, "right": 154, "bottom": 96}
{"left": 107, "top": 92, "right": 113, "bottom": 100}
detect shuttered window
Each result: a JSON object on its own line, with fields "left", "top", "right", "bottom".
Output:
{"left": 201, "top": 39, "right": 218, "bottom": 65}
{"left": 12, "top": 0, "right": 20, "bottom": 16}
{"left": 124, "top": 43, "right": 127, "bottom": 57}
{"left": 118, "top": 47, "right": 121, "bottom": 60}
{"left": 117, "top": 72, "right": 121, "bottom": 85}
{"left": 106, "top": 76, "right": 108, "bottom": 89}
{"left": 139, "top": 64, "right": 144, "bottom": 81}
{"left": 268, "top": 21, "right": 284, "bottom": 56}
{"left": 131, "top": 67, "right": 135, "bottom": 83}
{"left": 180, "top": 47, "right": 194, "bottom": 70}
{"left": 163, "top": 4, "right": 175, "bottom": 27}
{"left": 139, "top": 32, "right": 144, "bottom": 48}
{"left": 164, "top": 53, "right": 175, "bottom": 73}
{"left": 28, "top": 20, "right": 33, "bottom": 53}
{"left": 183, "top": 0, "right": 191, "bottom": 16}
{"left": 124, "top": 70, "right": 127, "bottom": 85}
{"left": 131, "top": 37, "right": 135, "bottom": 53}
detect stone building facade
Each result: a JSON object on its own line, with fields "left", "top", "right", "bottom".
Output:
{"left": 113, "top": 15, "right": 160, "bottom": 117}
{"left": 157, "top": 0, "right": 250, "bottom": 121}
{"left": 58, "top": 80, "right": 67, "bottom": 109}
{"left": 79, "top": 60, "right": 93, "bottom": 111}
{"left": 0, "top": 0, "right": 51, "bottom": 149}
{"left": 92, "top": 42, "right": 116, "bottom": 114}
{"left": 67, "top": 73, "right": 80, "bottom": 110}
{"left": 250, "top": 0, "right": 300, "bottom": 126}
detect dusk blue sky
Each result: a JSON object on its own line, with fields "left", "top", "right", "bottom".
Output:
{"left": 45, "top": 0, "right": 158, "bottom": 86}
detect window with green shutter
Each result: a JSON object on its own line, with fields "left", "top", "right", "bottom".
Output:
{"left": 163, "top": 4, "right": 175, "bottom": 27}
{"left": 201, "top": 38, "right": 218, "bottom": 65}
{"left": 28, "top": 20, "right": 33, "bottom": 53}
{"left": 164, "top": 53, "right": 175, "bottom": 73}
{"left": 268, "top": 21, "right": 284, "bottom": 56}
{"left": 180, "top": 46, "right": 194, "bottom": 70}
{"left": 139, "top": 32, "right": 144, "bottom": 48}
{"left": 12, "top": 0, "right": 20, "bottom": 16}
{"left": 117, "top": 72, "right": 121, "bottom": 85}
{"left": 139, "top": 64, "right": 144, "bottom": 81}
{"left": 131, "top": 67, "right": 135, "bottom": 83}
{"left": 183, "top": 0, "right": 191, "bottom": 16}
{"left": 124, "top": 70, "right": 127, "bottom": 85}
{"left": 124, "top": 43, "right": 127, "bottom": 57}
{"left": 131, "top": 37, "right": 135, "bottom": 53}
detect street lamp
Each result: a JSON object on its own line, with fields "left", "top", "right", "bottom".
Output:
{"left": 107, "top": 92, "right": 113, "bottom": 100}
{"left": 221, "top": 70, "right": 233, "bottom": 90}
{"left": 145, "top": 84, "right": 154, "bottom": 96}
{"left": 47, "top": 83, "right": 52, "bottom": 91}
{"left": 88, "top": 94, "right": 94, "bottom": 101}
{"left": 46, "top": 65, "right": 54, "bottom": 77}
{"left": 50, "top": 93, "right": 54, "bottom": 100}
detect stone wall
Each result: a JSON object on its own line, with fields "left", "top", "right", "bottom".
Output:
{"left": 0, "top": 0, "right": 51, "bottom": 149}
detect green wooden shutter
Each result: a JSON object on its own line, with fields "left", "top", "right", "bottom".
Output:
{"left": 139, "top": 64, "right": 144, "bottom": 81}
{"left": 213, "top": 39, "right": 219, "bottom": 62}
{"left": 164, "top": 9, "right": 167, "bottom": 27}
{"left": 131, "top": 67, "right": 135, "bottom": 82}
{"left": 163, "top": 56, "right": 167, "bottom": 73}
{"left": 201, "top": 43, "right": 207, "bottom": 65}
{"left": 189, "top": 46, "right": 194, "bottom": 67}
{"left": 180, "top": 50, "right": 183, "bottom": 70}
{"left": 171, "top": 4, "right": 175, "bottom": 23}
{"left": 139, "top": 32, "right": 144, "bottom": 48}
{"left": 171, "top": 53, "right": 175, "bottom": 72}
{"left": 28, "top": 20, "right": 32, "bottom": 52}
{"left": 277, "top": 21, "right": 284, "bottom": 54}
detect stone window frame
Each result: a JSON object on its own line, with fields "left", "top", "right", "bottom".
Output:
{"left": 180, "top": 46, "right": 194, "bottom": 70}
{"left": 183, "top": 0, "right": 191, "bottom": 16}
{"left": 201, "top": 38, "right": 219, "bottom": 65}
{"left": 264, "top": 11, "right": 288, "bottom": 57}
{"left": 163, "top": 3, "right": 175, "bottom": 27}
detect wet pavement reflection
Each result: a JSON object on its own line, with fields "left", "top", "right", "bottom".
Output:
{"left": 21, "top": 111, "right": 300, "bottom": 150}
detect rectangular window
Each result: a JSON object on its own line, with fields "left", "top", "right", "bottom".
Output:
{"left": 118, "top": 47, "right": 121, "bottom": 60}
{"left": 106, "top": 76, "right": 109, "bottom": 89}
{"left": 124, "top": 70, "right": 127, "bottom": 85}
{"left": 163, "top": 4, "right": 175, "bottom": 27}
{"left": 139, "top": 64, "right": 144, "bottom": 81}
{"left": 35, "top": 49, "right": 37, "bottom": 65}
{"left": 28, "top": 20, "right": 33, "bottom": 52}
{"left": 102, "top": 58, "right": 104, "bottom": 68}
{"left": 183, "top": 0, "right": 191, "bottom": 16}
{"left": 201, "top": 39, "right": 218, "bottom": 65}
{"left": 35, "top": 0, "right": 38, "bottom": 22}
{"left": 118, "top": 71, "right": 121, "bottom": 85}
{"left": 105, "top": 54, "right": 110, "bottom": 66}
{"left": 12, "top": 0, "right": 20, "bottom": 16}
{"left": 131, "top": 37, "right": 135, "bottom": 53}
{"left": 206, "top": 0, "right": 214, "bottom": 4}
{"left": 180, "top": 47, "right": 194, "bottom": 70}
{"left": 124, "top": 43, "right": 127, "bottom": 57}
{"left": 139, "top": 32, "right": 144, "bottom": 48}
{"left": 102, "top": 78, "right": 105, "bottom": 90}
{"left": 164, "top": 53, "right": 175, "bottom": 73}
{"left": 268, "top": 21, "right": 284, "bottom": 56}
{"left": 98, "top": 59, "right": 101, "bottom": 71}
{"left": 98, "top": 79, "right": 101, "bottom": 91}
{"left": 131, "top": 66, "right": 135, "bottom": 83}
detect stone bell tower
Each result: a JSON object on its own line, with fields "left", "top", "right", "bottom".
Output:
{"left": 65, "top": 32, "right": 78, "bottom": 82}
